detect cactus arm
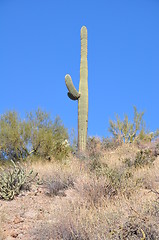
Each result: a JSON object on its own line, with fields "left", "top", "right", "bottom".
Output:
{"left": 65, "top": 74, "right": 80, "bottom": 100}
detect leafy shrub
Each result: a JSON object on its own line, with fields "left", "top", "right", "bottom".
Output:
{"left": 109, "top": 106, "right": 154, "bottom": 143}
{"left": 89, "top": 158, "right": 133, "bottom": 198}
{"left": 0, "top": 111, "right": 30, "bottom": 161}
{"left": 124, "top": 149, "right": 156, "bottom": 169}
{"left": 0, "top": 160, "right": 38, "bottom": 200}
{"left": 26, "top": 110, "right": 70, "bottom": 160}
{"left": 134, "top": 150, "right": 155, "bottom": 168}
{"left": 89, "top": 158, "right": 128, "bottom": 185}
{"left": 51, "top": 117, "right": 71, "bottom": 160}
{"left": 26, "top": 109, "right": 54, "bottom": 158}
{"left": 0, "top": 109, "right": 70, "bottom": 161}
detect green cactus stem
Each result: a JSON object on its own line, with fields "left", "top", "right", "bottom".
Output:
{"left": 65, "top": 26, "right": 88, "bottom": 152}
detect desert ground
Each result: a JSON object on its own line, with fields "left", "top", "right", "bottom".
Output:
{"left": 0, "top": 141, "right": 159, "bottom": 240}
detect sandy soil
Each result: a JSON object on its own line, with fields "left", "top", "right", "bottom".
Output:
{"left": 0, "top": 184, "right": 73, "bottom": 240}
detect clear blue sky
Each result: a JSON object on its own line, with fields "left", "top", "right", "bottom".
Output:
{"left": 0, "top": 0, "right": 159, "bottom": 138}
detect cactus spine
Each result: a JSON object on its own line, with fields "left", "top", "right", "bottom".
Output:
{"left": 65, "top": 26, "right": 88, "bottom": 152}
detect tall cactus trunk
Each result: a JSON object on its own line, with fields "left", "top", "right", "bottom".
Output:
{"left": 78, "top": 26, "right": 88, "bottom": 151}
{"left": 65, "top": 26, "right": 88, "bottom": 152}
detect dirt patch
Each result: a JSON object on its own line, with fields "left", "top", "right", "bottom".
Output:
{"left": 0, "top": 185, "right": 54, "bottom": 240}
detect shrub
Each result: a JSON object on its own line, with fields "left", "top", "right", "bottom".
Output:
{"left": 35, "top": 206, "right": 91, "bottom": 240}
{"left": 74, "top": 175, "right": 115, "bottom": 207}
{"left": 26, "top": 109, "right": 54, "bottom": 158}
{"left": 134, "top": 149, "right": 156, "bottom": 168}
{"left": 27, "top": 110, "right": 70, "bottom": 160}
{"left": 146, "top": 189, "right": 159, "bottom": 217}
{"left": 51, "top": 117, "right": 71, "bottom": 160}
{"left": 51, "top": 221, "right": 89, "bottom": 240}
{"left": 154, "top": 141, "right": 159, "bottom": 157}
{"left": 44, "top": 173, "right": 74, "bottom": 197}
{"left": 109, "top": 106, "right": 154, "bottom": 143}
{"left": 0, "top": 109, "right": 70, "bottom": 161}
{"left": 89, "top": 158, "right": 134, "bottom": 198}
{"left": 0, "top": 111, "right": 30, "bottom": 161}
{"left": 101, "top": 137, "right": 121, "bottom": 151}
{"left": 0, "top": 160, "right": 38, "bottom": 200}
{"left": 117, "top": 218, "right": 159, "bottom": 240}
{"left": 124, "top": 149, "right": 156, "bottom": 169}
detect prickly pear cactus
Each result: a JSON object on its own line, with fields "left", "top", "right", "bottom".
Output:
{"left": 65, "top": 26, "right": 88, "bottom": 152}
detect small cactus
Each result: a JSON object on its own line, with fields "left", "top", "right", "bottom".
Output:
{"left": 65, "top": 26, "right": 88, "bottom": 152}
{"left": 0, "top": 160, "right": 38, "bottom": 200}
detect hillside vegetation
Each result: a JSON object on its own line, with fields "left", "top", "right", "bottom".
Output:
{"left": 0, "top": 108, "right": 159, "bottom": 239}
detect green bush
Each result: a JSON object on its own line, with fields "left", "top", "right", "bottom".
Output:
{"left": 89, "top": 158, "right": 133, "bottom": 194}
{"left": 134, "top": 149, "right": 156, "bottom": 168}
{"left": 109, "top": 106, "right": 155, "bottom": 143}
{"left": 0, "top": 111, "right": 30, "bottom": 161}
{"left": 51, "top": 116, "right": 71, "bottom": 160}
{"left": 124, "top": 149, "right": 156, "bottom": 169}
{"left": 26, "top": 110, "right": 70, "bottom": 160}
{"left": 0, "top": 109, "right": 70, "bottom": 161}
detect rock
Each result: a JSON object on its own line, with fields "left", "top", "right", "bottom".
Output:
{"left": 10, "top": 231, "right": 18, "bottom": 238}
{"left": 16, "top": 233, "right": 24, "bottom": 239}
{"left": 13, "top": 217, "right": 24, "bottom": 224}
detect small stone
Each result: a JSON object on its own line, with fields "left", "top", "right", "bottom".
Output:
{"left": 13, "top": 216, "right": 24, "bottom": 224}
{"left": 10, "top": 231, "right": 18, "bottom": 238}
{"left": 17, "top": 233, "right": 24, "bottom": 239}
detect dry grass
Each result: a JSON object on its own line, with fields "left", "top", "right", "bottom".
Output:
{"left": 34, "top": 190, "right": 159, "bottom": 239}
{"left": 28, "top": 142, "right": 159, "bottom": 239}
{"left": 101, "top": 143, "right": 139, "bottom": 168}
{"left": 1, "top": 141, "right": 159, "bottom": 239}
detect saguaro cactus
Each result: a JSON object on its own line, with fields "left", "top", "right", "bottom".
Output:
{"left": 65, "top": 26, "right": 88, "bottom": 152}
